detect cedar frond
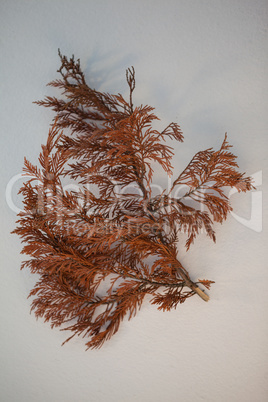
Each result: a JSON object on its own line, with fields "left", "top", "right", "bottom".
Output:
{"left": 198, "top": 279, "right": 215, "bottom": 290}
{"left": 13, "top": 51, "right": 254, "bottom": 349}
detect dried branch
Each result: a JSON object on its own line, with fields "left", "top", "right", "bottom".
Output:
{"left": 13, "top": 52, "right": 254, "bottom": 349}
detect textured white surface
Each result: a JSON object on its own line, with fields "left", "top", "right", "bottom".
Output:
{"left": 1, "top": 1, "right": 267, "bottom": 401}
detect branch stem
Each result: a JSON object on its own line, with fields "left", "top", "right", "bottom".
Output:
{"left": 171, "top": 263, "right": 209, "bottom": 301}
{"left": 132, "top": 158, "right": 210, "bottom": 302}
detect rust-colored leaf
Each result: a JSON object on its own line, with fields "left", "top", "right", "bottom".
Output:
{"left": 12, "top": 51, "right": 254, "bottom": 349}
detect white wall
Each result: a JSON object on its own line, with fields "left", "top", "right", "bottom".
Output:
{"left": 1, "top": 1, "right": 267, "bottom": 401}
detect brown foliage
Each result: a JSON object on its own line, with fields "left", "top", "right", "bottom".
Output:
{"left": 13, "top": 51, "right": 254, "bottom": 349}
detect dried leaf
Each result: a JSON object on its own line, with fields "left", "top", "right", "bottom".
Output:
{"left": 13, "top": 51, "right": 254, "bottom": 349}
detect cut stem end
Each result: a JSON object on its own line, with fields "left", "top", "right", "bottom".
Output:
{"left": 193, "top": 286, "right": 210, "bottom": 302}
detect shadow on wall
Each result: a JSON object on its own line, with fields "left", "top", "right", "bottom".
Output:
{"left": 83, "top": 46, "right": 140, "bottom": 95}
